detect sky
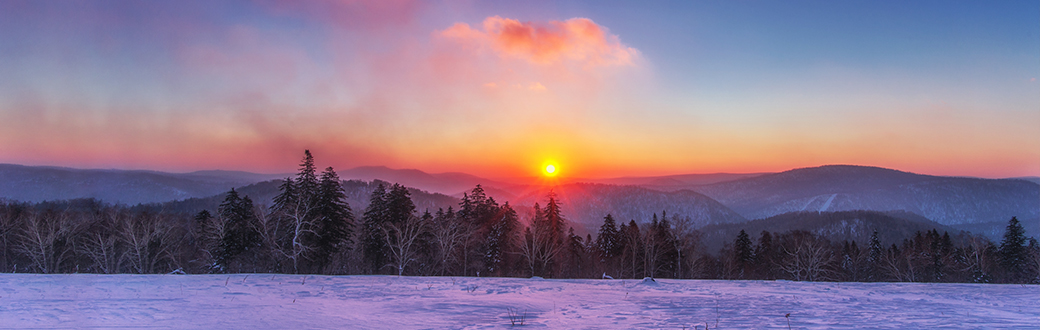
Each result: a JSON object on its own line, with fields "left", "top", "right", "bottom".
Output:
{"left": 0, "top": 0, "right": 1037, "bottom": 179}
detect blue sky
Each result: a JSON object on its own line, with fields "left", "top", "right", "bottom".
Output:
{"left": 0, "top": 1, "right": 1036, "bottom": 178}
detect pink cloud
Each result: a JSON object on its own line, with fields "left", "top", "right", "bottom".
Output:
{"left": 439, "top": 16, "right": 639, "bottom": 67}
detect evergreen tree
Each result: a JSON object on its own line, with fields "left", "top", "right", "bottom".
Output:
{"left": 361, "top": 183, "right": 416, "bottom": 274}
{"left": 313, "top": 167, "right": 354, "bottom": 272}
{"left": 543, "top": 190, "right": 565, "bottom": 246}
{"left": 295, "top": 150, "right": 319, "bottom": 202}
{"left": 384, "top": 184, "right": 416, "bottom": 226}
{"left": 520, "top": 193, "right": 568, "bottom": 278}
{"left": 645, "top": 214, "right": 677, "bottom": 278}
{"left": 268, "top": 151, "right": 344, "bottom": 274}
{"left": 215, "top": 189, "right": 262, "bottom": 272}
{"left": 596, "top": 214, "right": 621, "bottom": 260}
{"left": 192, "top": 209, "right": 219, "bottom": 266}
{"left": 840, "top": 240, "right": 861, "bottom": 281}
{"left": 457, "top": 185, "right": 508, "bottom": 276}
{"left": 867, "top": 230, "right": 883, "bottom": 281}
{"left": 1027, "top": 238, "right": 1040, "bottom": 284}
{"left": 361, "top": 184, "right": 388, "bottom": 273}
{"left": 482, "top": 203, "right": 519, "bottom": 277}
{"left": 270, "top": 178, "right": 297, "bottom": 216}
{"left": 999, "top": 217, "right": 1028, "bottom": 283}
{"left": 753, "top": 231, "right": 778, "bottom": 279}
{"left": 537, "top": 191, "right": 566, "bottom": 277}
{"left": 623, "top": 220, "right": 642, "bottom": 278}
{"left": 733, "top": 229, "right": 753, "bottom": 278}
{"left": 564, "top": 227, "right": 586, "bottom": 278}
{"left": 459, "top": 184, "right": 497, "bottom": 228}
{"left": 194, "top": 210, "right": 213, "bottom": 227}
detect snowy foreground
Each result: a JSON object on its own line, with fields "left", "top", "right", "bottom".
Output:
{"left": 1, "top": 274, "right": 1037, "bottom": 329}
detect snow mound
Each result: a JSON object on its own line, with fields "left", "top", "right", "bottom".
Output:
{"left": 640, "top": 277, "right": 658, "bottom": 285}
{"left": 529, "top": 276, "right": 544, "bottom": 280}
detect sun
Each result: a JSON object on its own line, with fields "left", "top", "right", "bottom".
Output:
{"left": 544, "top": 163, "right": 558, "bottom": 177}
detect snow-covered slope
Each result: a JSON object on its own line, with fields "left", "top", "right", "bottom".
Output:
{"left": 2, "top": 274, "right": 1035, "bottom": 329}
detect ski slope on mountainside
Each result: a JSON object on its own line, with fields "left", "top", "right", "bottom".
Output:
{"left": 0, "top": 274, "right": 1036, "bottom": 329}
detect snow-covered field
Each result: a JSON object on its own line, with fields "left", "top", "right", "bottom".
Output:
{"left": 1, "top": 274, "right": 1037, "bottom": 329}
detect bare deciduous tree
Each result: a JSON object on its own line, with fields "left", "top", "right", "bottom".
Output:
{"left": 519, "top": 225, "right": 564, "bottom": 277}
{"left": 119, "top": 212, "right": 176, "bottom": 274}
{"left": 779, "top": 232, "right": 835, "bottom": 281}
{"left": 78, "top": 208, "right": 122, "bottom": 274}
{"left": 431, "top": 214, "right": 466, "bottom": 276}
{"left": 959, "top": 234, "right": 994, "bottom": 282}
{"left": 642, "top": 224, "right": 664, "bottom": 278}
{"left": 669, "top": 215, "right": 698, "bottom": 279}
{"left": 382, "top": 215, "right": 428, "bottom": 276}
{"left": 274, "top": 196, "right": 318, "bottom": 274}
{"left": 0, "top": 202, "right": 19, "bottom": 272}
{"left": 16, "top": 209, "right": 78, "bottom": 274}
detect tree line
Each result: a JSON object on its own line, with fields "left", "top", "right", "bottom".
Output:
{"left": 0, "top": 151, "right": 1037, "bottom": 283}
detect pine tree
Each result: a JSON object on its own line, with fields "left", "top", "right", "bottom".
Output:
{"left": 295, "top": 150, "right": 319, "bottom": 202}
{"left": 596, "top": 214, "right": 621, "bottom": 260}
{"left": 535, "top": 190, "right": 566, "bottom": 277}
{"left": 384, "top": 184, "right": 416, "bottom": 226}
{"left": 1027, "top": 238, "right": 1040, "bottom": 284}
{"left": 215, "top": 189, "right": 262, "bottom": 272}
{"left": 623, "top": 220, "right": 642, "bottom": 278}
{"left": 565, "top": 227, "right": 585, "bottom": 278}
{"left": 459, "top": 184, "right": 495, "bottom": 228}
{"left": 271, "top": 178, "right": 297, "bottom": 216}
{"left": 753, "top": 231, "right": 778, "bottom": 279}
{"left": 313, "top": 167, "right": 354, "bottom": 272}
{"left": 268, "top": 151, "right": 335, "bottom": 274}
{"left": 194, "top": 210, "right": 213, "bottom": 227}
{"left": 482, "top": 203, "right": 518, "bottom": 277}
{"left": 867, "top": 230, "right": 883, "bottom": 281}
{"left": 645, "top": 214, "right": 677, "bottom": 278}
{"left": 840, "top": 240, "right": 861, "bottom": 281}
{"left": 999, "top": 217, "right": 1028, "bottom": 283}
{"left": 362, "top": 184, "right": 388, "bottom": 274}
{"left": 733, "top": 229, "right": 753, "bottom": 279}
{"left": 543, "top": 190, "right": 565, "bottom": 250}
{"left": 193, "top": 210, "right": 219, "bottom": 266}
{"left": 359, "top": 183, "right": 419, "bottom": 274}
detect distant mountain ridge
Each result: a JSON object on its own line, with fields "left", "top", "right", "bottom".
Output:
{"left": 588, "top": 173, "right": 768, "bottom": 191}
{"left": 697, "top": 210, "right": 958, "bottom": 252}
{"left": 692, "top": 165, "right": 1039, "bottom": 226}
{"left": 337, "top": 166, "right": 518, "bottom": 198}
{"left": 511, "top": 183, "right": 746, "bottom": 235}
{"left": 162, "top": 179, "right": 460, "bottom": 219}
{"left": 0, "top": 164, "right": 285, "bottom": 205}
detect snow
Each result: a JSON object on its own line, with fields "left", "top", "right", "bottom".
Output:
{"left": 1, "top": 274, "right": 1037, "bottom": 329}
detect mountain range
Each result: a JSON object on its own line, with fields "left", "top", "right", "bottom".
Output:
{"left": 696, "top": 210, "right": 958, "bottom": 252}
{"left": 0, "top": 164, "right": 286, "bottom": 205}
{"left": 691, "top": 165, "right": 1039, "bottom": 226}
{"left": 510, "top": 183, "right": 747, "bottom": 234}
{"left": 1, "top": 163, "right": 1036, "bottom": 240}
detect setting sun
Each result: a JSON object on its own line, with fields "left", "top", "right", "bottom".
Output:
{"left": 544, "top": 164, "right": 557, "bottom": 176}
